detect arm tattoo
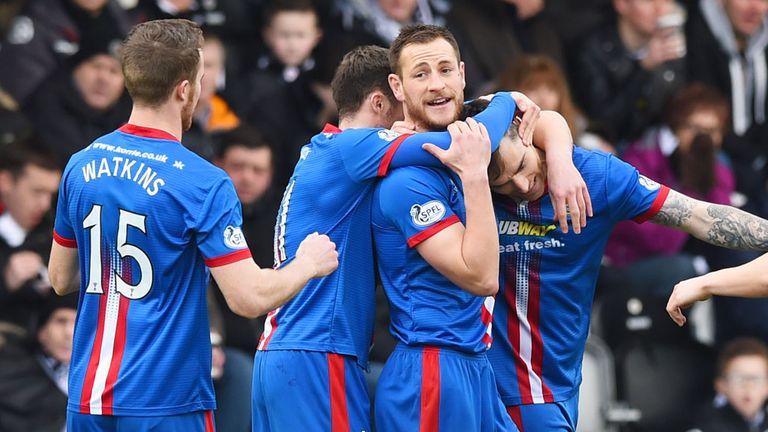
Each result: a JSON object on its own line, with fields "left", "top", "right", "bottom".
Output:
{"left": 705, "top": 204, "right": 768, "bottom": 250}
{"left": 650, "top": 192, "right": 693, "bottom": 227}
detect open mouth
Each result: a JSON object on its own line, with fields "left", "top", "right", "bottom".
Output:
{"left": 427, "top": 97, "right": 451, "bottom": 107}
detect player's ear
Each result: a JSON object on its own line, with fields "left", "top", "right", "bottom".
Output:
{"left": 459, "top": 61, "right": 466, "bottom": 88}
{"left": 388, "top": 73, "right": 405, "bottom": 102}
{"left": 176, "top": 79, "right": 190, "bottom": 102}
{"left": 370, "top": 92, "right": 385, "bottom": 114}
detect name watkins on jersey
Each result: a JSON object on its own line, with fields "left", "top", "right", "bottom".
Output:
{"left": 81, "top": 156, "right": 166, "bottom": 196}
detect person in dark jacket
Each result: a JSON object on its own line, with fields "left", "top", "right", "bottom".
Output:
{"left": 687, "top": 338, "right": 768, "bottom": 432}
{"left": 0, "top": 0, "right": 130, "bottom": 108}
{"left": 0, "top": 291, "right": 78, "bottom": 432}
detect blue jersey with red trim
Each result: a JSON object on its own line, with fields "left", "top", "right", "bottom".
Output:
{"left": 372, "top": 166, "right": 495, "bottom": 354}
{"left": 53, "top": 125, "right": 252, "bottom": 416}
{"left": 488, "top": 148, "right": 669, "bottom": 406}
{"left": 258, "top": 93, "right": 518, "bottom": 368}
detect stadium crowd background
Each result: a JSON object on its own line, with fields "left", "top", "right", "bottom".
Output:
{"left": 1, "top": 0, "right": 768, "bottom": 431}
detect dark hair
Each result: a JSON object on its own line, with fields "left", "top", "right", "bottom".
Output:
{"left": 459, "top": 99, "right": 521, "bottom": 183}
{"left": 121, "top": 19, "right": 203, "bottom": 107}
{"left": 389, "top": 24, "right": 461, "bottom": 76}
{"left": 0, "top": 138, "right": 60, "bottom": 178}
{"left": 37, "top": 292, "right": 79, "bottom": 329}
{"left": 214, "top": 125, "right": 273, "bottom": 161}
{"left": 331, "top": 45, "right": 398, "bottom": 119}
{"left": 262, "top": 0, "right": 318, "bottom": 27}
{"left": 717, "top": 337, "right": 768, "bottom": 377}
{"left": 666, "top": 83, "right": 730, "bottom": 134}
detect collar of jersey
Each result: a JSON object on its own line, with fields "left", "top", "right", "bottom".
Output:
{"left": 118, "top": 124, "right": 180, "bottom": 142}
{"left": 322, "top": 123, "right": 342, "bottom": 134}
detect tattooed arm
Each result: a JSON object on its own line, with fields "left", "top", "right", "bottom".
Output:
{"left": 650, "top": 189, "right": 768, "bottom": 250}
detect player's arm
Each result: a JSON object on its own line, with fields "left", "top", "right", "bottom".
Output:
{"left": 666, "top": 253, "right": 768, "bottom": 326}
{"left": 210, "top": 233, "right": 338, "bottom": 318}
{"left": 48, "top": 242, "right": 80, "bottom": 295}
{"left": 535, "top": 111, "right": 593, "bottom": 233}
{"left": 417, "top": 119, "right": 499, "bottom": 296}
{"left": 649, "top": 189, "right": 768, "bottom": 251}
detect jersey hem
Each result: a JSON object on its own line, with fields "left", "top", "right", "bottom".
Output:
{"left": 407, "top": 215, "right": 460, "bottom": 248}
{"left": 258, "top": 342, "right": 368, "bottom": 368}
{"left": 633, "top": 185, "right": 670, "bottom": 223}
{"left": 53, "top": 230, "right": 77, "bottom": 248}
{"left": 67, "top": 399, "right": 216, "bottom": 416}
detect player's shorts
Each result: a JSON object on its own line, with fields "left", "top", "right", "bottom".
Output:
{"left": 252, "top": 349, "right": 370, "bottom": 432}
{"left": 505, "top": 392, "right": 580, "bottom": 432}
{"left": 67, "top": 410, "right": 214, "bottom": 431}
{"left": 375, "top": 344, "right": 518, "bottom": 432}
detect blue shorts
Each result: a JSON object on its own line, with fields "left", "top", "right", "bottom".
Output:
{"left": 505, "top": 392, "right": 579, "bottom": 432}
{"left": 375, "top": 344, "right": 518, "bottom": 432}
{"left": 252, "top": 350, "right": 370, "bottom": 432}
{"left": 67, "top": 410, "right": 214, "bottom": 431}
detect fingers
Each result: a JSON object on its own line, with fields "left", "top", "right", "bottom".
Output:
{"left": 583, "top": 184, "right": 594, "bottom": 218}
{"left": 666, "top": 295, "right": 687, "bottom": 327}
{"left": 567, "top": 193, "right": 582, "bottom": 234}
{"left": 422, "top": 143, "right": 445, "bottom": 160}
{"left": 576, "top": 187, "right": 587, "bottom": 229}
{"left": 552, "top": 195, "right": 569, "bottom": 234}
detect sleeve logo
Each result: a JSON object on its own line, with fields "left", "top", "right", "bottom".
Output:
{"left": 638, "top": 175, "right": 661, "bottom": 191}
{"left": 224, "top": 226, "right": 248, "bottom": 249}
{"left": 377, "top": 129, "right": 402, "bottom": 142}
{"left": 410, "top": 200, "right": 446, "bottom": 226}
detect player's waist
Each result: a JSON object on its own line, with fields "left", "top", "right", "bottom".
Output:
{"left": 394, "top": 342, "right": 488, "bottom": 361}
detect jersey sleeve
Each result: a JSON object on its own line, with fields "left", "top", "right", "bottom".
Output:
{"left": 195, "top": 177, "right": 253, "bottom": 267}
{"left": 376, "top": 168, "right": 460, "bottom": 248}
{"left": 53, "top": 166, "right": 77, "bottom": 248}
{"left": 605, "top": 154, "right": 671, "bottom": 223}
{"left": 338, "top": 92, "right": 518, "bottom": 180}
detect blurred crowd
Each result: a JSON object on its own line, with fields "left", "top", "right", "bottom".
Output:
{"left": 2, "top": 0, "right": 768, "bottom": 431}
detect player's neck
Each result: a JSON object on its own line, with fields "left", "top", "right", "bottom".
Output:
{"left": 127, "top": 105, "right": 183, "bottom": 141}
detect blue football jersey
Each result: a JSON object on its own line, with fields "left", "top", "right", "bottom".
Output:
{"left": 53, "top": 125, "right": 252, "bottom": 416}
{"left": 488, "top": 148, "right": 670, "bottom": 406}
{"left": 258, "top": 93, "right": 518, "bottom": 368}
{"left": 372, "top": 166, "right": 495, "bottom": 354}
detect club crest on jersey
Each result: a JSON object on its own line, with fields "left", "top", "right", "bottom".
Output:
{"left": 638, "top": 175, "right": 661, "bottom": 191}
{"left": 223, "top": 226, "right": 247, "bottom": 249}
{"left": 410, "top": 200, "right": 446, "bottom": 226}
{"left": 377, "top": 129, "right": 401, "bottom": 142}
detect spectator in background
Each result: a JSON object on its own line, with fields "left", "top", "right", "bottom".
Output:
{"left": 183, "top": 31, "right": 240, "bottom": 160}
{"left": 0, "top": 291, "right": 78, "bottom": 432}
{"left": 228, "top": 0, "right": 330, "bottom": 189}
{"left": 0, "top": 142, "right": 61, "bottom": 334}
{"left": 572, "top": 0, "right": 686, "bottom": 144}
{"left": 212, "top": 125, "right": 279, "bottom": 354}
{"left": 447, "top": 0, "right": 564, "bottom": 97}
{"left": 23, "top": 41, "right": 131, "bottom": 167}
{"left": 0, "top": 0, "right": 130, "bottom": 109}
{"left": 604, "top": 83, "right": 735, "bottom": 297}
{"left": 686, "top": 0, "right": 768, "bottom": 217}
{"left": 331, "top": 0, "right": 449, "bottom": 46}
{"left": 495, "top": 54, "right": 615, "bottom": 153}
{"left": 687, "top": 337, "right": 768, "bottom": 432}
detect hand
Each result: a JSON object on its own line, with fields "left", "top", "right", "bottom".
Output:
{"left": 509, "top": 92, "right": 540, "bottom": 147}
{"left": 640, "top": 28, "right": 686, "bottom": 70}
{"left": 546, "top": 158, "right": 592, "bottom": 234}
{"left": 666, "top": 276, "right": 711, "bottom": 327}
{"left": 4, "top": 251, "right": 44, "bottom": 292}
{"left": 390, "top": 120, "right": 418, "bottom": 135}
{"left": 422, "top": 117, "right": 491, "bottom": 179}
{"left": 211, "top": 345, "right": 226, "bottom": 380}
{"left": 296, "top": 232, "right": 338, "bottom": 278}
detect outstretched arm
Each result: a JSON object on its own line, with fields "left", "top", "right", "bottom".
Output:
{"left": 49, "top": 242, "right": 80, "bottom": 295}
{"left": 210, "top": 233, "right": 338, "bottom": 318}
{"left": 666, "top": 253, "right": 768, "bottom": 326}
{"left": 649, "top": 189, "right": 768, "bottom": 250}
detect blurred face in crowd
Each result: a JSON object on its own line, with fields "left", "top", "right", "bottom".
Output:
{"left": 722, "top": 0, "right": 768, "bottom": 39}
{"left": 264, "top": 10, "right": 322, "bottom": 67}
{"left": 503, "top": 0, "right": 545, "bottom": 20}
{"left": 716, "top": 355, "right": 768, "bottom": 420}
{"left": 38, "top": 308, "right": 77, "bottom": 364}
{"left": 389, "top": 37, "right": 465, "bottom": 131}
{"left": 521, "top": 83, "right": 560, "bottom": 112}
{"left": 217, "top": 146, "right": 273, "bottom": 205}
{"left": 378, "top": 0, "right": 418, "bottom": 23}
{"left": 74, "top": 54, "right": 124, "bottom": 111}
{"left": 72, "top": 0, "right": 108, "bottom": 13}
{"left": 675, "top": 108, "right": 725, "bottom": 153}
{"left": 489, "top": 133, "right": 547, "bottom": 202}
{"left": 181, "top": 50, "right": 204, "bottom": 131}
{"left": 199, "top": 38, "right": 225, "bottom": 110}
{"left": 0, "top": 164, "right": 61, "bottom": 231}
{"left": 614, "top": 0, "right": 672, "bottom": 37}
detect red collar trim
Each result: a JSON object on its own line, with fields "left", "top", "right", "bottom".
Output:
{"left": 118, "top": 124, "right": 180, "bottom": 142}
{"left": 322, "top": 123, "right": 342, "bottom": 133}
